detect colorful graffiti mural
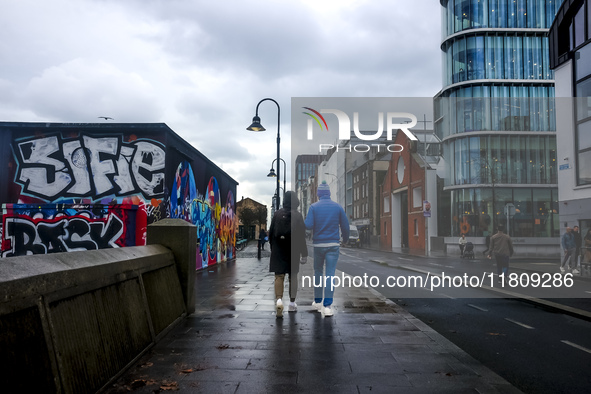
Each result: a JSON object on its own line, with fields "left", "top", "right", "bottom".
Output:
{"left": 170, "top": 161, "right": 236, "bottom": 269}
{"left": 1, "top": 204, "right": 138, "bottom": 257}
{"left": 0, "top": 123, "right": 237, "bottom": 266}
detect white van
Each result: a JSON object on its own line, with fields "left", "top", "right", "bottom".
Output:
{"left": 345, "top": 225, "right": 360, "bottom": 247}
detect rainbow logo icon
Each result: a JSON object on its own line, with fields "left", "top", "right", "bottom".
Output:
{"left": 302, "top": 107, "right": 329, "bottom": 132}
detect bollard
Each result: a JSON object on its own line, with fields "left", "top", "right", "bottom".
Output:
{"left": 147, "top": 219, "right": 197, "bottom": 314}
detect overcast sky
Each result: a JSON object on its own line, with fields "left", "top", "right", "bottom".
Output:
{"left": 0, "top": 0, "right": 442, "bottom": 208}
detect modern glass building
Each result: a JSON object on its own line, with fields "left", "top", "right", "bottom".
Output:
{"left": 435, "top": 0, "right": 563, "bottom": 250}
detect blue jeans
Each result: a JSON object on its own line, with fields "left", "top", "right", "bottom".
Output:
{"left": 313, "top": 246, "right": 340, "bottom": 306}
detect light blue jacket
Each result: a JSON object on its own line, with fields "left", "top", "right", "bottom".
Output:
{"left": 561, "top": 231, "right": 576, "bottom": 250}
{"left": 304, "top": 195, "right": 349, "bottom": 245}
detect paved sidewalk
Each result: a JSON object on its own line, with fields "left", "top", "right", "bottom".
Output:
{"left": 106, "top": 244, "right": 521, "bottom": 393}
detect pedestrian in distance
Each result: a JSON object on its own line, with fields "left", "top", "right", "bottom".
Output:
{"left": 487, "top": 225, "right": 514, "bottom": 280}
{"left": 304, "top": 181, "right": 349, "bottom": 317}
{"left": 573, "top": 226, "right": 582, "bottom": 274}
{"left": 268, "top": 191, "right": 308, "bottom": 318}
{"left": 459, "top": 234, "right": 467, "bottom": 257}
{"left": 258, "top": 228, "right": 268, "bottom": 251}
{"left": 560, "top": 227, "right": 577, "bottom": 274}
{"left": 585, "top": 229, "right": 591, "bottom": 263}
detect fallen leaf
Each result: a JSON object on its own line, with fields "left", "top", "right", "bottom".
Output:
{"left": 160, "top": 381, "right": 179, "bottom": 391}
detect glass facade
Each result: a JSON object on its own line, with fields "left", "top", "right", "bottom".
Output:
{"left": 437, "top": 0, "right": 561, "bottom": 237}
{"left": 447, "top": 134, "right": 557, "bottom": 186}
{"left": 443, "top": 34, "right": 552, "bottom": 85}
{"left": 435, "top": 93, "right": 555, "bottom": 139}
{"left": 443, "top": 0, "right": 562, "bottom": 35}
{"left": 450, "top": 187, "right": 559, "bottom": 237}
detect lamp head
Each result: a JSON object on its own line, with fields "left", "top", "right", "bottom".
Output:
{"left": 247, "top": 115, "right": 265, "bottom": 131}
{"left": 267, "top": 168, "right": 277, "bottom": 178}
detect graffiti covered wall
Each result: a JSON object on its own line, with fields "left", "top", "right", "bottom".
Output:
{"left": 0, "top": 122, "right": 238, "bottom": 267}
{"left": 169, "top": 162, "right": 236, "bottom": 269}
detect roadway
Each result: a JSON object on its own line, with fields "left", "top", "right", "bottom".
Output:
{"left": 318, "top": 245, "right": 591, "bottom": 393}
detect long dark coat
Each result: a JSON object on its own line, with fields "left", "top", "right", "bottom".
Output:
{"left": 268, "top": 192, "right": 307, "bottom": 275}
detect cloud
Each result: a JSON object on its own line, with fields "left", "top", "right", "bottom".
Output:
{"left": 1, "top": 0, "right": 442, "bottom": 207}
{"left": 21, "top": 59, "right": 163, "bottom": 122}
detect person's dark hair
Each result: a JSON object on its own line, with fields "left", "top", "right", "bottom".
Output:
{"left": 283, "top": 191, "right": 299, "bottom": 210}
{"left": 497, "top": 225, "right": 505, "bottom": 232}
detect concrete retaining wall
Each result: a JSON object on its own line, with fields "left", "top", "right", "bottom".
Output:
{"left": 0, "top": 219, "right": 196, "bottom": 394}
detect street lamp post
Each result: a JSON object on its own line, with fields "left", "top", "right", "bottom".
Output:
{"left": 247, "top": 98, "right": 281, "bottom": 210}
{"left": 268, "top": 158, "right": 286, "bottom": 202}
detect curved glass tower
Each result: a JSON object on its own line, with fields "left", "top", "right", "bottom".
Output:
{"left": 435, "top": 0, "right": 563, "bottom": 240}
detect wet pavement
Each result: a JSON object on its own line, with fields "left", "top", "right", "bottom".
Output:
{"left": 106, "top": 243, "right": 521, "bottom": 393}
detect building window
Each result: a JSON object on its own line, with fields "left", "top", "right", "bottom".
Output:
{"left": 450, "top": 187, "right": 559, "bottom": 237}
{"left": 451, "top": 134, "right": 557, "bottom": 186}
{"left": 575, "top": 42, "right": 591, "bottom": 185}
{"left": 414, "top": 219, "right": 419, "bottom": 236}
{"left": 384, "top": 196, "right": 390, "bottom": 213}
{"left": 413, "top": 187, "right": 423, "bottom": 208}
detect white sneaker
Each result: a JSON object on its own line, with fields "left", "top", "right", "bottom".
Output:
{"left": 560, "top": 267, "right": 565, "bottom": 273}
{"left": 288, "top": 302, "right": 298, "bottom": 312}
{"left": 311, "top": 302, "right": 323, "bottom": 312}
{"left": 323, "top": 305, "right": 334, "bottom": 316}
{"left": 572, "top": 269, "right": 581, "bottom": 275}
{"left": 276, "top": 299, "right": 284, "bottom": 318}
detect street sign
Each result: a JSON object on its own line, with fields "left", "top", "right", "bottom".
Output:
{"left": 505, "top": 203, "right": 515, "bottom": 218}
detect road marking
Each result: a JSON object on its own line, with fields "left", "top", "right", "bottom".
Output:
{"left": 440, "top": 293, "right": 456, "bottom": 299}
{"left": 398, "top": 257, "right": 413, "bottom": 261}
{"left": 585, "top": 291, "right": 591, "bottom": 295}
{"left": 561, "top": 340, "right": 591, "bottom": 354}
{"left": 467, "top": 304, "right": 488, "bottom": 312}
{"left": 504, "top": 318, "right": 535, "bottom": 329}
{"left": 429, "top": 262, "right": 443, "bottom": 266}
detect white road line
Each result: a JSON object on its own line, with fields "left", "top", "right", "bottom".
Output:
{"left": 504, "top": 318, "right": 535, "bottom": 329}
{"left": 561, "top": 340, "right": 591, "bottom": 354}
{"left": 440, "top": 293, "right": 456, "bottom": 299}
{"left": 398, "top": 257, "right": 413, "bottom": 261}
{"left": 467, "top": 304, "right": 488, "bottom": 312}
{"left": 429, "top": 262, "right": 443, "bottom": 266}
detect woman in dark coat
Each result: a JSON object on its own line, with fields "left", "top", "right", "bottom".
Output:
{"left": 268, "top": 191, "right": 308, "bottom": 317}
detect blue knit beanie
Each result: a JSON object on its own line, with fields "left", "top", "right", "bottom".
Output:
{"left": 317, "top": 181, "right": 331, "bottom": 197}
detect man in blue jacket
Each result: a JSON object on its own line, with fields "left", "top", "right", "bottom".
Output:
{"left": 304, "top": 181, "right": 349, "bottom": 316}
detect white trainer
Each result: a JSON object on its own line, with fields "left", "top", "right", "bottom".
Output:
{"left": 276, "top": 299, "right": 284, "bottom": 318}
{"left": 572, "top": 268, "right": 581, "bottom": 275}
{"left": 311, "top": 302, "right": 323, "bottom": 312}
{"left": 288, "top": 302, "right": 298, "bottom": 312}
{"left": 324, "top": 305, "right": 334, "bottom": 316}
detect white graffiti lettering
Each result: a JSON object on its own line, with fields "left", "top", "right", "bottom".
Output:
{"left": 14, "top": 135, "right": 165, "bottom": 200}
